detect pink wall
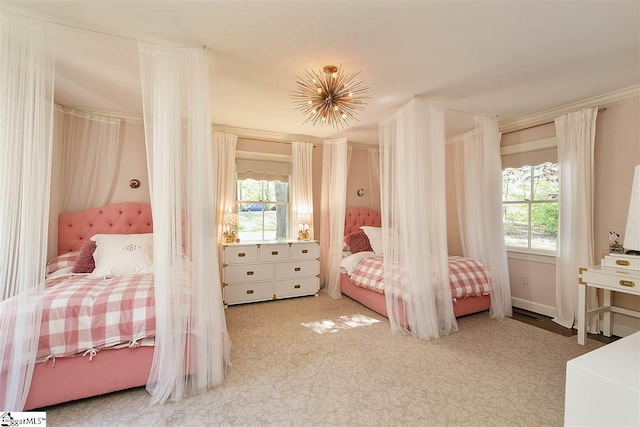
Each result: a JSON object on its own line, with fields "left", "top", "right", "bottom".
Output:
{"left": 346, "top": 147, "right": 377, "bottom": 210}
{"left": 502, "top": 96, "right": 640, "bottom": 331}
{"left": 108, "top": 121, "right": 150, "bottom": 205}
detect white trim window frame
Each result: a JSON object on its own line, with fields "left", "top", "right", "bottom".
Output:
{"left": 501, "top": 137, "right": 558, "bottom": 259}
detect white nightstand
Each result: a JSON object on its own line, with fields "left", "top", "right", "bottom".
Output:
{"left": 220, "top": 240, "right": 320, "bottom": 306}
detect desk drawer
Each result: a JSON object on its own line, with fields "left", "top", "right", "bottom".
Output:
{"left": 583, "top": 268, "right": 640, "bottom": 295}
{"left": 224, "top": 282, "right": 273, "bottom": 305}
{"left": 224, "top": 264, "right": 273, "bottom": 284}
{"left": 603, "top": 255, "right": 640, "bottom": 271}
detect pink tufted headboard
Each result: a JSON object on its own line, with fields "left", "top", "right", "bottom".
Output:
{"left": 344, "top": 207, "right": 381, "bottom": 235}
{"left": 58, "top": 203, "right": 153, "bottom": 255}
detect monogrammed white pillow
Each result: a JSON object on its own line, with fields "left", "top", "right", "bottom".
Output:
{"left": 89, "top": 233, "right": 154, "bottom": 277}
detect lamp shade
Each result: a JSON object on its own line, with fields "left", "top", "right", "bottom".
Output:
{"left": 623, "top": 165, "right": 640, "bottom": 252}
{"left": 297, "top": 212, "right": 312, "bottom": 225}
{"left": 222, "top": 213, "right": 238, "bottom": 226}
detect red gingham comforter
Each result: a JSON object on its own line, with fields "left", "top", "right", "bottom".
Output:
{"left": 349, "top": 255, "right": 491, "bottom": 298}
{"left": 37, "top": 274, "right": 155, "bottom": 360}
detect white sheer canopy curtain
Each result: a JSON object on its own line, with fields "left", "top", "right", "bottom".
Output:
{"left": 452, "top": 116, "right": 512, "bottom": 319}
{"left": 379, "top": 98, "right": 457, "bottom": 339}
{"left": 553, "top": 108, "right": 599, "bottom": 332}
{"left": 290, "top": 141, "right": 314, "bottom": 240}
{"left": 139, "top": 43, "right": 230, "bottom": 405}
{"left": 367, "top": 148, "right": 381, "bottom": 210}
{"left": 57, "top": 108, "right": 122, "bottom": 213}
{"left": 320, "top": 138, "right": 348, "bottom": 298}
{"left": 213, "top": 132, "right": 237, "bottom": 242}
{"left": 0, "top": 13, "right": 55, "bottom": 410}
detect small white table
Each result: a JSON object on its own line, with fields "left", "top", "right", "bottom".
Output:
{"left": 578, "top": 265, "right": 640, "bottom": 345}
{"left": 564, "top": 332, "right": 639, "bottom": 426}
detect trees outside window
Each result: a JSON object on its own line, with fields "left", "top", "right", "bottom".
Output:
{"left": 237, "top": 179, "right": 288, "bottom": 241}
{"left": 502, "top": 162, "right": 558, "bottom": 252}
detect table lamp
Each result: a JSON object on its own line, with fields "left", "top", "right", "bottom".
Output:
{"left": 297, "top": 213, "right": 312, "bottom": 241}
{"left": 222, "top": 212, "right": 238, "bottom": 243}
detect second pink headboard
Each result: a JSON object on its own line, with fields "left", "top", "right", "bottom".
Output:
{"left": 344, "top": 207, "right": 381, "bottom": 235}
{"left": 58, "top": 203, "right": 153, "bottom": 255}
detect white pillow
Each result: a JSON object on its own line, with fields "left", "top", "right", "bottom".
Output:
{"left": 90, "top": 233, "right": 154, "bottom": 277}
{"left": 359, "top": 226, "right": 383, "bottom": 255}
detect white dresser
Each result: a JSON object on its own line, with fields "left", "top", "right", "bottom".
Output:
{"left": 221, "top": 240, "right": 320, "bottom": 306}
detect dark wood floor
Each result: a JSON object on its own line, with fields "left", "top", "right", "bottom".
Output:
{"left": 512, "top": 307, "right": 620, "bottom": 344}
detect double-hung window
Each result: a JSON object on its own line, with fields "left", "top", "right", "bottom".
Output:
{"left": 236, "top": 154, "right": 291, "bottom": 241}
{"left": 502, "top": 138, "right": 558, "bottom": 253}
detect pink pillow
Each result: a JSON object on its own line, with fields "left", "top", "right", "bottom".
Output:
{"left": 344, "top": 229, "right": 373, "bottom": 253}
{"left": 72, "top": 240, "right": 97, "bottom": 273}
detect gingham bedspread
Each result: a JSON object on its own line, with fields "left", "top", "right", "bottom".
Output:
{"left": 37, "top": 274, "right": 155, "bottom": 360}
{"left": 349, "top": 255, "right": 491, "bottom": 298}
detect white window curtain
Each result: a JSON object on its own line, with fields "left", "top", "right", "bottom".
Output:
{"left": 290, "top": 141, "right": 314, "bottom": 240}
{"left": 367, "top": 147, "right": 381, "bottom": 210}
{"left": 320, "top": 138, "right": 348, "bottom": 298}
{"left": 379, "top": 98, "right": 457, "bottom": 339}
{"left": 47, "top": 106, "right": 65, "bottom": 261}
{"left": 58, "top": 108, "right": 122, "bottom": 213}
{"left": 0, "top": 13, "right": 55, "bottom": 410}
{"left": 452, "top": 116, "right": 512, "bottom": 320}
{"left": 139, "top": 43, "right": 230, "bottom": 405}
{"left": 213, "top": 132, "right": 237, "bottom": 243}
{"left": 553, "top": 108, "right": 599, "bottom": 332}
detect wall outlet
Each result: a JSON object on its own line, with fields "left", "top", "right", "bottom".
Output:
{"left": 520, "top": 275, "right": 528, "bottom": 286}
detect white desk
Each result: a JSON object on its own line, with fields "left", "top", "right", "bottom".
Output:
{"left": 578, "top": 265, "right": 640, "bottom": 345}
{"left": 564, "top": 332, "right": 639, "bottom": 426}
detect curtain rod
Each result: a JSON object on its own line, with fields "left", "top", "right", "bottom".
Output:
{"left": 502, "top": 107, "right": 607, "bottom": 135}
{"left": 237, "top": 136, "right": 317, "bottom": 148}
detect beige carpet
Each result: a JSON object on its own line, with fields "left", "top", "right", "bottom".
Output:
{"left": 43, "top": 293, "right": 602, "bottom": 426}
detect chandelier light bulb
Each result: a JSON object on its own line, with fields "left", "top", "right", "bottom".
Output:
{"left": 291, "top": 64, "right": 369, "bottom": 129}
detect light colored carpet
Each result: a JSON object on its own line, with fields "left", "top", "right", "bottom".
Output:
{"left": 43, "top": 293, "right": 602, "bottom": 426}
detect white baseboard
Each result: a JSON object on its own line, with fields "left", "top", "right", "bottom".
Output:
{"left": 611, "top": 323, "right": 639, "bottom": 338}
{"left": 512, "top": 297, "right": 640, "bottom": 337}
{"left": 512, "top": 297, "right": 556, "bottom": 318}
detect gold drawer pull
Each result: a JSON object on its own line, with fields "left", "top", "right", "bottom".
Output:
{"left": 294, "top": 284, "right": 301, "bottom": 289}
{"left": 302, "top": 249, "right": 308, "bottom": 254}
{"left": 246, "top": 289, "right": 254, "bottom": 294}
{"left": 271, "top": 251, "right": 278, "bottom": 255}
{"left": 616, "top": 259, "right": 630, "bottom": 266}
{"left": 238, "top": 252, "right": 246, "bottom": 257}
{"left": 246, "top": 271, "right": 254, "bottom": 276}
{"left": 619, "top": 280, "right": 635, "bottom": 287}
{"left": 294, "top": 267, "right": 301, "bottom": 272}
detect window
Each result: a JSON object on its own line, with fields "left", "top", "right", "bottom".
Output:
{"left": 502, "top": 162, "right": 558, "bottom": 252}
{"left": 237, "top": 178, "right": 289, "bottom": 241}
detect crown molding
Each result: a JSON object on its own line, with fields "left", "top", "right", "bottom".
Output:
{"left": 498, "top": 85, "right": 640, "bottom": 134}
{"left": 212, "top": 123, "right": 322, "bottom": 145}
{"left": 61, "top": 105, "right": 144, "bottom": 123}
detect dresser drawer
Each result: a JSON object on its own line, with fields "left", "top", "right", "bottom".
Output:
{"left": 603, "top": 254, "right": 640, "bottom": 271}
{"left": 259, "top": 244, "right": 290, "bottom": 262}
{"left": 582, "top": 268, "right": 640, "bottom": 295}
{"left": 275, "top": 277, "right": 319, "bottom": 298}
{"left": 223, "top": 245, "right": 258, "bottom": 265}
{"left": 291, "top": 242, "right": 319, "bottom": 260}
{"left": 224, "top": 264, "right": 273, "bottom": 284}
{"left": 224, "top": 282, "right": 273, "bottom": 305}
{"left": 275, "top": 260, "right": 319, "bottom": 279}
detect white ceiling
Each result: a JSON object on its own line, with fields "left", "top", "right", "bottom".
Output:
{"left": 2, "top": 1, "right": 639, "bottom": 144}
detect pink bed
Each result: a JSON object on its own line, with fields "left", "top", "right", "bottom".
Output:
{"left": 340, "top": 207, "right": 491, "bottom": 319}
{"left": 24, "top": 203, "right": 155, "bottom": 410}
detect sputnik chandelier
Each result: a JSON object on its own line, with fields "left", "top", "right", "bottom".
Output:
{"left": 291, "top": 64, "right": 369, "bottom": 129}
